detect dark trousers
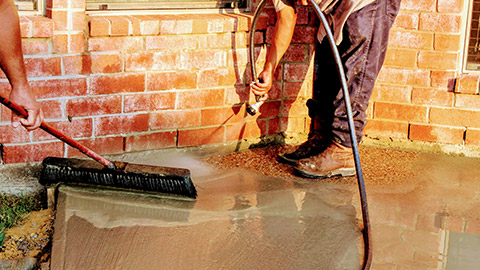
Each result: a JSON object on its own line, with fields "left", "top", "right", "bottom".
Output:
{"left": 310, "top": 0, "right": 401, "bottom": 147}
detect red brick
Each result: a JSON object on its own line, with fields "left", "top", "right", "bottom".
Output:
{"left": 281, "top": 116, "right": 306, "bottom": 134}
{"left": 225, "top": 120, "right": 267, "bottom": 141}
{"left": 67, "top": 136, "right": 124, "bottom": 157}
{"left": 177, "top": 89, "right": 224, "bottom": 109}
{"left": 107, "top": 16, "right": 130, "bottom": 36}
{"left": 201, "top": 106, "right": 245, "bottom": 126}
{"left": 88, "top": 37, "right": 143, "bottom": 52}
{"left": 89, "top": 18, "right": 110, "bottom": 37}
{"left": 465, "top": 128, "right": 480, "bottom": 146}
{"left": 125, "top": 131, "right": 177, "bottom": 152}
{"left": 146, "top": 35, "right": 197, "bottom": 50}
{"left": 71, "top": 11, "right": 86, "bottom": 31}
{"left": 53, "top": 34, "right": 68, "bottom": 54}
{"left": 159, "top": 17, "right": 176, "bottom": 35}
{"left": 254, "top": 101, "right": 281, "bottom": 119}
{"left": 198, "top": 68, "right": 236, "bottom": 88}
{"left": 71, "top": 0, "right": 85, "bottom": 9}
{"left": 225, "top": 86, "right": 249, "bottom": 105}
{"left": 32, "top": 16, "right": 53, "bottom": 38}
{"left": 364, "top": 119, "right": 409, "bottom": 139}
{"left": 66, "top": 96, "right": 122, "bottom": 117}
{"left": 434, "top": 34, "right": 460, "bottom": 51}
{"left": 389, "top": 30, "right": 433, "bottom": 50}
{"left": 32, "top": 118, "right": 93, "bottom": 141}
{"left": 445, "top": 216, "right": 465, "bottom": 233}
{"left": 281, "top": 99, "right": 308, "bottom": 117}
{"left": 393, "top": 13, "right": 419, "bottom": 30}
{"left": 89, "top": 74, "right": 145, "bottom": 95}
{"left": 22, "top": 40, "right": 50, "bottom": 55}
{"left": 48, "top": 10, "right": 68, "bottom": 31}
{"left": 268, "top": 117, "right": 281, "bottom": 135}
{"left": 125, "top": 16, "right": 141, "bottom": 36}
{"left": 284, "top": 81, "right": 311, "bottom": 98}
{"left": 455, "top": 93, "right": 480, "bottom": 108}
{"left": 19, "top": 16, "right": 33, "bottom": 38}
{"left": 0, "top": 125, "right": 30, "bottom": 143}
{"left": 39, "top": 100, "right": 63, "bottom": 119}
{"left": 227, "top": 48, "right": 249, "bottom": 67}
{"left": 284, "top": 44, "right": 307, "bottom": 62}
{"left": 371, "top": 84, "right": 411, "bottom": 103}
{"left": 455, "top": 74, "right": 479, "bottom": 94}
{"left": 46, "top": 0, "right": 67, "bottom": 8}
{"left": 124, "top": 92, "right": 176, "bottom": 113}
{"left": 430, "top": 107, "right": 480, "bottom": 128}
{"left": 70, "top": 33, "right": 86, "bottom": 53}
{"left": 24, "top": 57, "right": 62, "bottom": 77}
{"left": 437, "top": 0, "right": 462, "bottom": 13}
{"left": 147, "top": 71, "right": 197, "bottom": 91}
{"left": 125, "top": 51, "right": 178, "bottom": 71}
{"left": 411, "top": 87, "right": 454, "bottom": 106}
{"left": 377, "top": 68, "right": 430, "bottom": 87}
{"left": 383, "top": 48, "right": 417, "bottom": 68}
{"left": 151, "top": 110, "right": 201, "bottom": 129}
{"left": 374, "top": 102, "right": 428, "bottom": 123}
{"left": 418, "top": 51, "right": 457, "bottom": 70}
{"left": 409, "top": 124, "right": 464, "bottom": 144}
{"left": 90, "top": 54, "right": 122, "bottom": 73}
{"left": 419, "top": 13, "right": 461, "bottom": 33}
{"left": 137, "top": 16, "right": 161, "bottom": 35}
{"left": 400, "top": 0, "right": 435, "bottom": 12}
{"left": 179, "top": 50, "right": 226, "bottom": 70}
{"left": 290, "top": 26, "right": 317, "bottom": 44}
{"left": 95, "top": 114, "right": 149, "bottom": 136}
{"left": 431, "top": 71, "right": 456, "bottom": 89}
{"left": 178, "top": 126, "right": 224, "bottom": 147}
{"left": 3, "top": 142, "right": 63, "bottom": 163}
{"left": 31, "top": 78, "right": 88, "bottom": 99}
{"left": 284, "top": 63, "right": 311, "bottom": 81}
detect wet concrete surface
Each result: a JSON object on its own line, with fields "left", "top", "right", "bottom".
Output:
{"left": 48, "top": 146, "right": 480, "bottom": 269}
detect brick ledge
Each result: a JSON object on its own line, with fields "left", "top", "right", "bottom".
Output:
{"left": 19, "top": 16, "right": 54, "bottom": 38}
{"left": 88, "top": 13, "right": 256, "bottom": 37}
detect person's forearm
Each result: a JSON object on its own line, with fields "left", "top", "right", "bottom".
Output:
{"left": 263, "top": 6, "right": 297, "bottom": 74}
{"left": 0, "top": 0, "right": 29, "bottom": 90}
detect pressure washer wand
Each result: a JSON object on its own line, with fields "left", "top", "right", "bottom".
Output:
{"left": 247, "top": 0, "right": 268, "bottom": 116}
{"left": 308, "top": 1, "right": 372, "bottom": 269}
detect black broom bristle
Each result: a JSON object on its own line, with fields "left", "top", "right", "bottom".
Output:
{"left": 40, "top": 157, "right": 197, "bottom": 199}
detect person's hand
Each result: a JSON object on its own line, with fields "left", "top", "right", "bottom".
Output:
{"left": 299, "top": 0, "right": 308, "bottom": 6}
{"left": 250, "top": 70, "right": 273, "bottom": 102}
{"left": 9, "top": 85, "right": 44, "bottom": 131}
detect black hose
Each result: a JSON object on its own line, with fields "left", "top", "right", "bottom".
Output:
{"left": 248, "top": 1, "right": 372, "bottom": 269}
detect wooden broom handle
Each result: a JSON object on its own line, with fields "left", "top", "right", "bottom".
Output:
{"left": 0, "top": 94, "right": 115, "bottom": 169}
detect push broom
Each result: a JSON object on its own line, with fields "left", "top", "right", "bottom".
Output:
{"left": 0, "top": 94, "right": 197, "bottom": 199}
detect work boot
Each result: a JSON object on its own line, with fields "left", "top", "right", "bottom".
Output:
{"left": 278, "top": 134, "right": 328, "bottom": 165}
{"left": 294, "top": 141, "right": 356, "bottom": 179}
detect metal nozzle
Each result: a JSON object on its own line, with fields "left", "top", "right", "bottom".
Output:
{"left": 246, "top": 100, "right": 264, "bottom": 116}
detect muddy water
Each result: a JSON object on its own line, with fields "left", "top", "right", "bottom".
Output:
{"left": 50, "top": 168, "right": 362, "bottom": 270}
{"left": 49, "top": 148, "right": 480, "bottom": 270}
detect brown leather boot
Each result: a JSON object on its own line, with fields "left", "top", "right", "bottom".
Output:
{"left": 294, "top": 141, "right": 356, "bottom": 178}
{"left": 278, "top": 134, "right": 329, "bottom": 165}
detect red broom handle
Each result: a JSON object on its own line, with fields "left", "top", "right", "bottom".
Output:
{"left": 0, "top": 94, "right": 115, "bottom": 169}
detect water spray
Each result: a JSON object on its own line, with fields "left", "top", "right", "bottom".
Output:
{"left": 248, "top": 1, "right": 372, "bottom": 269}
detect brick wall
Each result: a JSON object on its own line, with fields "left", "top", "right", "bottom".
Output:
{"left": 0, "top": 0, "right": 477, "bottom": 164}
{"left": 365, "top": 0, "right": 480, "bottom": 151}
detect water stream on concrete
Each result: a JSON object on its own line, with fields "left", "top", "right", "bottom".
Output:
{"left": 48, "top": 148, "right": 480, "bottom": 269}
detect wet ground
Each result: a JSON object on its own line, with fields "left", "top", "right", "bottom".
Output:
{"left": 46, "top": 145, "right": 480, "bottom": 270}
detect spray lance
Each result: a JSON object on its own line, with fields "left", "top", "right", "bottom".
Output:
{"left": 247, "top": 0, "right": 372, "bottom": 269}
{"left": 246, "top": 0, "right": 268, "bottom": 116}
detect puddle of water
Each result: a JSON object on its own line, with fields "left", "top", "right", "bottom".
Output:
{"left": 50, "top": 169, "right": 362, "bottom": 270}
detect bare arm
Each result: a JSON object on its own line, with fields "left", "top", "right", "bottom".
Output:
{"left": 251, "top": 4, "right": 297, "bottom": 100}
{"left": 0, "top": 0, "right": 43, "bottom": 130}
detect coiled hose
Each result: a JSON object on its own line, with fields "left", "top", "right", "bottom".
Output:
{"left": 248, "top": 1, "right": 372, "bottom": 269}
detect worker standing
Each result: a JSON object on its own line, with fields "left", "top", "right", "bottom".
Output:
{"left": 251, "top": 0, "right": 401, "bottom": 178}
